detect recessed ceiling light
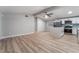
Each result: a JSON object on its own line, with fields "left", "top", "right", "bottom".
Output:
{"left": 68, "top": 11, "right": 72, "bottom": 14}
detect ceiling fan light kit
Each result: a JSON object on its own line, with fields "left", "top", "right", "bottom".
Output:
{"left": 44, "top": 14, "right": 49, "bottom": 18}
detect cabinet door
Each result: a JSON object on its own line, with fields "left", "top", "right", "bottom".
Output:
{"left": 72, "top": 28, "right": 77, "bottom": 35}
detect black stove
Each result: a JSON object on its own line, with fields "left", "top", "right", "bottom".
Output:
{"left": 64, "top": 21, "right": 72, "bottom": 33}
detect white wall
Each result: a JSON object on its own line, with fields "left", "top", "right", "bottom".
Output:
{"left": 37, "top": 18, "right": 45, "bottom": 32}
{"left": 0, "top": 16, "right": 2, "bottom": 37}
{"left": 46, "top": 21, "right": 54, "bottom": 32}
{"left": 2, "top": 14, "right": 35, "bottom": 37}
{"left": 0, "top": 13, "right": 3, "bottom": 37}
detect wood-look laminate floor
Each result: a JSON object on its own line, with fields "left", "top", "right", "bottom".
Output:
{"left": 0, "top": 32, "right": 79, "bottom": 53}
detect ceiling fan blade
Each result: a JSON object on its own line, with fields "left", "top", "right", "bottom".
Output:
{"left": 46, "top": 13, "right": 53, "bottom": 17}
{"left": 48, "top": 13, "right": 53, "bottom": 15}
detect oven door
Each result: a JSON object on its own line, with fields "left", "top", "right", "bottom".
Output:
{"left": 64, "top": 26, "right": 72, "bottom": 33}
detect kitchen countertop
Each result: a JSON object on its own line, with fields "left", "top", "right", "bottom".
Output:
{"left": 73, "top": 24, "right": 79, "bottom": 28}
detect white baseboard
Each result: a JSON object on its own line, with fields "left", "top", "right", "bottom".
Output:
{"left": 0, "top": 32, "right": 34, "bottom": 40}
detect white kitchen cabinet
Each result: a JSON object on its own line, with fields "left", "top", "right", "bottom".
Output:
{"left": 72, "top": 28, "right": 77, "bottom": 35}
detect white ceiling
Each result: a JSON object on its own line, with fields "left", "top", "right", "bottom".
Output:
{"left": 37, "top": 6, "right": 79, "bottom": 21}
{"left": 0, "top": 6, "right": 49, "bottom": 15}
{"left": 0, "top": 6, "right": 79, "bottom": 20}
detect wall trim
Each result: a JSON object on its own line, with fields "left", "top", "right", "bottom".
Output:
{"left": 0, "top": 32, "right": 34, "bottom": 40}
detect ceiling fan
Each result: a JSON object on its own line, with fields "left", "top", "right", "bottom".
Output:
{"left": 44, "top": 12, "right": 53, "bottom": 17}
